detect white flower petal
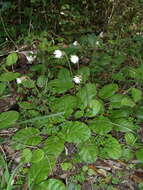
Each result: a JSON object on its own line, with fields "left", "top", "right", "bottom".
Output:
{"left": 99, "top": 32, "right": 104, "bottom": 38}
{"left": 73, "top": 75, "right": 82, "bottom": 84}
{"left": 96, "top": 41, "right": 100, "bottom": 45}
{"left": 60, "top": 12, "right": 65, "bottom": 15}
{"left": 25, "top": 51, "right": 36, "bottom": 64}
{"left": 16, "top": 76, "right": 27, "bottom": 84}
{"left": 73, "top": 41, "right": 78, "bottom": 46}
{"left": 16, "top": 78, "right": 22, "bottom": 84}
{"left": 54, "top": 50, "right": 63, "bottom": 58}
{"left": 70, "top": 55, "right": 79, "bottom": 64}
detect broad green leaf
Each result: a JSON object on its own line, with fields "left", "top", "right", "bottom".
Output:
{"left": 136, "top": 107, "right": 143, "bottom": 120}
{"left": 60, "top": 121, "right": 91, "bottom": 144}
{"left": 89, "top": 117, "right": 113, "bottom": 135}
{"left": 121, "top": 97, "right": 135, "bottom": 107}
{"left": 77, "top": 83, "right": 97, "bottom": 109}
{"left": 78, "top": 140, "right": 98, "bottom": 163}
{"left": 61, "top": 162, "right": 73, "bottom": 171}
{"left": 125, "top": 133, "right": 136, "bottom": 145}
{"left": 12, "top": 127, "right": 42, "bottom": 146}
{"left": 104, "top": 136, "right": 122, "bottom": 159}
{"left": 0, "top": 72, "right": 20, "bottom": 82}
{"left": 86, "top": 99, "right": 102, "bottom": 117}
{"left": 114, "top": 118, "right": 137, "bottom": 132}
{"left": 49, "top": 95, "right": 77, "bottom": 117}
{"left": 46, "top": 179, "right": 67, "bottom": 190}
{"left": 19, "top": 101, "right": 35, "bottom": 109}
{"left": 48, "top": 68, "right": 73, "bottom": 94}
{"left": 99, "top": 83, "right": 118, "bottom": 99}
{"left": 0, "top": 111, "right": 19, "bottom": 130}
{"left": 6, "top": 52, "right": 18, "bottom": 66}
{"left": 136, "top": 149, "right": 143, "bottom": 162}
{"left": 22, "top": 79, "right": 35, "bottom": 88}
{"left": 29, "top": 157, "right": 56, "bottom": 184}
{"left": 44, "top": 136, "right": 65, "bottom": 157}
{"left": 109, "top": 94, "right": 123, "bottom": 108}
{"left": 0, "top": 83, "right": 6, "bottom": 95}
{"left": 112, "top": 72, "right": 125, "bottom": 81}
{"left": 37, "top": 75, "right": 47, "bottom": 88}
{"left": 31, "top": 149, "right": 45, "bottom": 163}
{"left": 74, "top": 110, "right": 84, "bottom": 119}
{"left": 131, "top": 88, "right": 142, "bottom": 102}
{"left": 110, "top": 108, "right": 131, "bottom": 119}
{"left": 77, "top": 66, "right": 90, "bottom": 82}
{"left": 68, "top": 183, "right": 81, "bottom": 190}
{"left": 97, "top": 53, "right": 111, "bottom": 66}
{"left": 122, "top": 148, "right": 133, "bottom": 161}
{"left": 58, "top": 68, "right": 71, "bottom": 81}
{"left": 21, "top": 148, "right": 32, "bottom": 163}
{"left": 80, "top": 34, "right": 97, "bottom": 47}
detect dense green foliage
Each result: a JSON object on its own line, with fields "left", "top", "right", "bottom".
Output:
{"left": 0, "top": 0, "right": 143, "bottom": 189}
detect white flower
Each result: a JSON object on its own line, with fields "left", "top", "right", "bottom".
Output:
{"left": 73, "top": 41, "right": 78, "bottom": 46}
{"left": 16, "top": 76, "right": 27, "bottom": 84}
{"left": 96, "top": 41, "right": 100, "bottom": 46}
{"left": 99, "top": 32, "right": 104, "bottom": 38}
{"left": 70, "top": 55, "right": 79, "bottom": 64}
{"left": 60, "top": 12, "right": 65, "bottom": 15}
{"left": 54, "top": 50, "right": 63, "bottom": 58}
{"left": 73, "top": 75, "right": 82, "bottom": 84}
{"left": 22, "top": 51, "right": 36, "bottom": 64}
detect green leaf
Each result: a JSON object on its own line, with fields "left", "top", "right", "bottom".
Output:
{"left": 104, "top": 136, "right": 122, "bottom": 159}
{"left": 125, "top": 133, "right": 136, "bottom": 145}
{"left": 80, "top": 34, "right": 98, "bottom": 47}
{"left": 99, "top": 83, "right": 118, "bottom": 99}
{"left": 0, "top": 83, "right": 6, "bottom": 95}
{"left": 46, "top": 179, "right": 67, "bottom": 190}
{"left": 44, "top": 136, "right": 65, "bottom": 157}
{"left": 37, "top": 75, "right": 48, "bottom": 88}
{"left": 74, "top": 110, "right": 84, "bottom": 119}
{"left": 78, "top": 140, "right": 98, "bottom": 163}
{"left": 31, "top": 149, "right": 45, "bottom": 163}
{"left": 131, "top": 88, "right": 142, "bottom": 102}
{"left": 109, "top": 94, "right": 123, "bottom": 108}
{"left": 114, "top": 118, "right": 137, "bottom": 132}
{"left": 60, "top": 121, "right": 91, "bottom": 144}
{"left": 29, "top": 157, "right": 56, "bottom": 184}
{"left": 77, "top": 83, "right": 97, "bottom": 109}
{"left": 68, "top": 183, "right": 81, "bottom": 190}
{"left": 6, "top": 52, "right": 18, "bottom": 66}
{"left": 136, "top": 107, "right": 143, "bottom": 120}
{"left": 77, "top": 66, "right": 90, "bottom": 82}
{"left": 22, "top": 79, "right": 35, "bottom": 88}
{"left": 0, "top": 72, "right": 20, "bottom": 82}
{"left": 49, "top": 95, "right": 77, "bottom": 117}
{"left": 61, "top": 162, "right": 73, "bottom": 171}
{"left": 136, "top": 149, "right": 143, "bottom": 162}
{"left": 48, "top": 68, "right": 73, "bottom": 94}
{"left": 86, "top": 99, "right": 102, "bottom": 117}
{"left": 0, "top": 111, "right": 19, "bottom": 130}
{"left": 19, "top": 101, "right": 35, "bottom": 109}
{"left": 122, "top": 148, "right": 133, "bottom": 161}
{"left": 12, "top": 127, "right": 42, "bottom": 146}
{"left": 21, "top": 148, "right": 32, "bottom": 163}
{"left": 110, "top": 108, "right": 131, "bottom": 119}
{"left": 89, "top": 117, "right": 113, "bottom": 135}
{"left": 121, "top": 97, "right": 135, "bottom": 107}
